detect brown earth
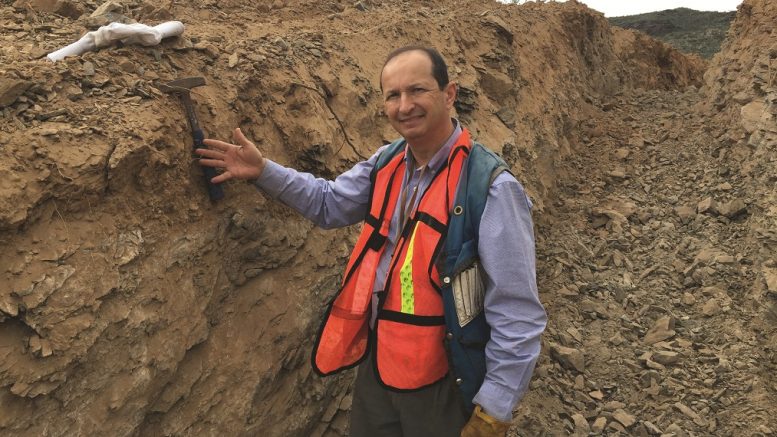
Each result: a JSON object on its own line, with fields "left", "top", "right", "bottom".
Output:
{"left": 0, "top": 0, "right": 775, "bottom": 436}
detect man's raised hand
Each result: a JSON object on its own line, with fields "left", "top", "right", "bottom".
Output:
{"left": 198, "top": 128, "right": 266, "bottom": 183}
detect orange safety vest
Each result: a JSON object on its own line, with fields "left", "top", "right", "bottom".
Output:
{"left": 312, "top": 129, "right": 473, "bottom": 390}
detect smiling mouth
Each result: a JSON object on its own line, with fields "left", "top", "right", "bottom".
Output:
{"left": 398, "top": 114, "right": 424, "bottom": 123}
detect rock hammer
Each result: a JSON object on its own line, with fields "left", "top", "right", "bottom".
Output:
{"left": 159, "top": 76, "right": 224, "bottom": 201}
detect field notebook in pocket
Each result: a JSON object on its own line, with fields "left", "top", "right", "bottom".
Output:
{"left": 452, "top": 261, "right": 485, "bottom": 327}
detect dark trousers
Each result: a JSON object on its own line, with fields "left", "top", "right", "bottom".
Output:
{"left": 349, "top": 351, "right": 469, "bottom": 437}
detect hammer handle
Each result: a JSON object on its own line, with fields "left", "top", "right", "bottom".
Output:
{"left": 193, "top": 129, "right": 225, "bottom": 201}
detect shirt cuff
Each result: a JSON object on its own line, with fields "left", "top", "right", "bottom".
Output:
{"left": 472, "top": 380, "right": 521, "bottom": 422}
{"left": 253, "top": 159, "right": 287, "bottom": 198}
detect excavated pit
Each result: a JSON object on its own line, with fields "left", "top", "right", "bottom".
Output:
{"left": 1, "top": 0, "right": 775, "bottom": 436}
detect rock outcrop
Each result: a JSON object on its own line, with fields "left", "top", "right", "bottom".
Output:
{"left": 1, "top": 0, "right": 774, "bottom": 436}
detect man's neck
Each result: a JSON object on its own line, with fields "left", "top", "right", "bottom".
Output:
{"left": 408, "top": 148, "right": 434, "bottom": 168}
{"left": 406, "top": 122, "right": 455, "bottom": 167}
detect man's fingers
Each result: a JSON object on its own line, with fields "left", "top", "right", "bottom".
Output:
{"left": 210, "top": 171, "right": 231, "bottom": 184}
{"left": 195, "top": 148, "right": 224, "bottom": 159}
{"left": 204, "top": 129, "right": 256, "bottom": 153}
{"left": 233, "top": 128, "right": 254, "bottom": 148}
{"left": 202, "top": 138, "right": 236, "bottom": 151}
{"left": 197, "top": 158, "right": 224, "bottom": 168}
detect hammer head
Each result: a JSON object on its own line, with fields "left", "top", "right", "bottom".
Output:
{"left": 158, "top": 76, "right": 206, "bottom": 94}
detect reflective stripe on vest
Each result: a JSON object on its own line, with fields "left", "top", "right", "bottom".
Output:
{"left": 313, "top": 129, "right": 472, "bottom": 391}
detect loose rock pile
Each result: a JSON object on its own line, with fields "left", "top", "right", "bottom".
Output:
{"left": 522, "top": 85, "right": 776, "bottom": 436}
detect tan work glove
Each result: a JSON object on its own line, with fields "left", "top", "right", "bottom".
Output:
{"left": 461, "top": 405, "right": 511, "bottom": 437}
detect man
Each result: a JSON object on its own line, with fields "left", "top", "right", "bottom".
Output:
{"left": 196, "top": 46, "right": 546, "bottom": 437}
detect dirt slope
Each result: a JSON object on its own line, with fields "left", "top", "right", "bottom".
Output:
{"left": 0, "top": 0, "right": 772, "bottom": 436}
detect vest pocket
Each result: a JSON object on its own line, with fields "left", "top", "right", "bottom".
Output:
{"left": 452, "top": 261, "right": 485, "bottom": 327}
{"left": 375, "top": 319, "right": 448, "bottom": 390}
{"left": 313, "top": 304, "right": 369, "bottom": 375}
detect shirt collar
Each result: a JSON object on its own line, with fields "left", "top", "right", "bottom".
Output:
{"left": 404, "top": 119, "right": 462, "bottom": 173}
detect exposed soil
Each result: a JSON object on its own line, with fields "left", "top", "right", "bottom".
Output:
{"left": 0, "top": 0, "right": 775, "bottom": 436}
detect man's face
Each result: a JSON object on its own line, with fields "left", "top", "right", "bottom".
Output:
{"left": 380, "top": 51, "right": 456, "bottom": 148}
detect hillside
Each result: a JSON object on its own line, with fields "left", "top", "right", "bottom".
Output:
{"left": 609, "top": 7, "right": 736, "bottom": 58}
{"left": 1, "top": 0, "right": 776, "bottom": 436}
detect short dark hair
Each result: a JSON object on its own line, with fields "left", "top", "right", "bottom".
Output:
{"left": 381, "top": 45, "right": 450, "bottom": 90}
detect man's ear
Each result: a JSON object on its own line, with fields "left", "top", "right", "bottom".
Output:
{"left": 444, "top": 82, "right": 458, "bottom": 108}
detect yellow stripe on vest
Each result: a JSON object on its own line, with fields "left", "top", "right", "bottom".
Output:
{"left": 399, "top": 223, "right": 419, "bottom": 314}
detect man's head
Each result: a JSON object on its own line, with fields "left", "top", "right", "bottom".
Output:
{"left": 381, "top": 46, "right": 450, "bottom": 91}
{"left": 379, "top": 46, "right": 457, "bottom": 152}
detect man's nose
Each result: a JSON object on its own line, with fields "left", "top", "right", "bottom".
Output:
{"left": 398, "top": 93, "right": 415, "bottom": 113}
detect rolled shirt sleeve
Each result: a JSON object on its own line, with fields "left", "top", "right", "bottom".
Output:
{"left": 471, "top": 172, "right": 547, "bottom": 422}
